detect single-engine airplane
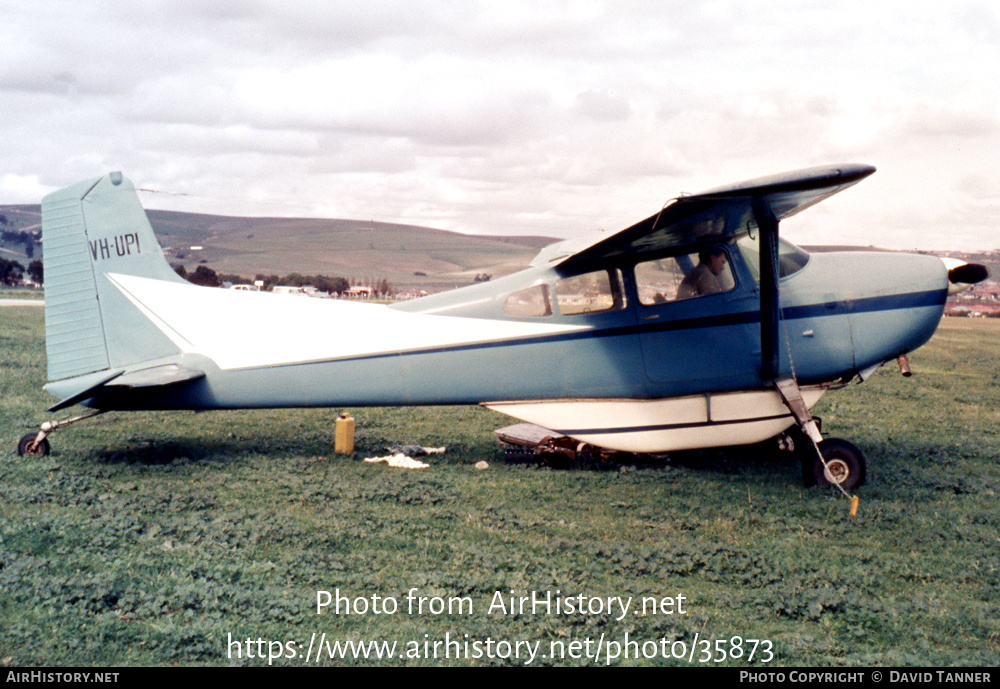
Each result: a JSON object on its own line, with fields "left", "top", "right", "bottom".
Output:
{"left": 18, "top": 165, "right": 988, "bottom": 490}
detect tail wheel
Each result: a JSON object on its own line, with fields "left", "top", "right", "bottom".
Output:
{"left": 812, "top": 438, "right": 865, "bottom": 490}
{"left": 17, "top": 433, "right": 51, "bottom": 457}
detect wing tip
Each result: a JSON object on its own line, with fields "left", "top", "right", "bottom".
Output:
{"left": 693, "top": 163, "right": 876, "bottom": 199}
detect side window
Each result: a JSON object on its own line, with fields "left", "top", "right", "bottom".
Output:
{"left": 635, "top": 249, "right": 735, "bottom": 305}
{"left": 503, "top": 283, "right": 552, "bottom": 317}
{"left": 735, "top": 234, "right": 810, "bottom": 282}
{"left": 555, "top": 269, "right": 624, "bottom": 316}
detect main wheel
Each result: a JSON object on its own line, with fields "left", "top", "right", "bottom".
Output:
{"left": 17, "top": 433, "right": 50, "bottom": 457}
{"left": 812, "top": 438, "right": 865, "bottom": 490}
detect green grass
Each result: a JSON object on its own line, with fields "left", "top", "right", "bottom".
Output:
{"left": 1, "top": 310, "right": 998, "bottom": 666}
{"left": 0, "top": 286, "right": 44, "bottom": 301}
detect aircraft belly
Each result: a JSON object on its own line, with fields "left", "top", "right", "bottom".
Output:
{"left": 259, "top": 332, "right": 640, "bottom": 406}
{"left": 486, "top": 387, "right": 826, "bottom": 453}
{"left": 100, "top": 329, "right": 648, "bottom": 410}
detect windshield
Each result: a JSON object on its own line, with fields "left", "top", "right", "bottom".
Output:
{"left": 736, "top": 234, "right": 810, "bottom": 282}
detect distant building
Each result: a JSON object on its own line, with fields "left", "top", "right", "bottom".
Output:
{"left": 272, "top": 285, "right": 307, "bottom": 296}
{"left": 946, "top": 278, "right": 1000, "bottom": 316}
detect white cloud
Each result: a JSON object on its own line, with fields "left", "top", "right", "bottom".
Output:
{"left": 1, "top": 0, "right": 998, "bottom": 251}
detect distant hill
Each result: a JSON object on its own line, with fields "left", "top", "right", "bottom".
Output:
{"left": 1, "top": 204, "right": 558, "bottom": 291}
{"left": 142, "top": 209, "right": 560, "bottom": 291}
{"left": 4, "top": 203, "right": 996, "bottom": 292}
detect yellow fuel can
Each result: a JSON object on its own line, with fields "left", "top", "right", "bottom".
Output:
{"left": 335, "top": 413, "right": 355, "bottom": 455}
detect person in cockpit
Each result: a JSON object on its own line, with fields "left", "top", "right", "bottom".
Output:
{"left": 677, "top": 248, "right": 728, "bottom": 298}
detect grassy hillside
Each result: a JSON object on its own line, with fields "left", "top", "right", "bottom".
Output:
{"left": 1, "top": 308, "right": 997, "bottom": 666}
{"left": 1, "top": 204, "right": 556, "bottom": 292}
{"left": 144, "top": 210, "right": 557, "bottom": 290}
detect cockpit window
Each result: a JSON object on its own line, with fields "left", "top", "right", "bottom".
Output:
{"left": 736, "top": 234, "right": 810, "bottom": 282}
{"left": 635, "top": 248, "right": 736, "bottom": 305}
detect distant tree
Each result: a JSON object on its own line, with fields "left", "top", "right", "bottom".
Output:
{"left": 314, "top": 275, "right": 349, "bottom": 295}
{"left": 188, "top": 265, "right": 221, "bottom": 287}
{"left": 255, "top": 274, "right": 280, "bottom": 291}
{"left": 173, "top": 264, "right": 188, "bottom": 280}
{"left": 218, "top": 273, "right": 251, "bottom": 286}
{"left": 0, "top": 258, "right": 25, "bottom": 285}
{"left": 27, "top": 260, "right": 43, "bottom": 285}
{"left": 279, "top": 272, "right": 307, "bottom": 287}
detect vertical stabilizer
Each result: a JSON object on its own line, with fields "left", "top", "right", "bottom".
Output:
{"left": 42, "top": 173, "right": 186, "bottom": 383}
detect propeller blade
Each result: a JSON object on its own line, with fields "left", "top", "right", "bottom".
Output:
{"left": 948, "top": 263, "right": 988, "bottom": 286}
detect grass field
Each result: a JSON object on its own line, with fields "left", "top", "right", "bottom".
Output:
{"left": 0, "top": 287, "right": 43, "bottom": 301}
{"left": 1, "top": 307, "right": 998, "bottom": 667}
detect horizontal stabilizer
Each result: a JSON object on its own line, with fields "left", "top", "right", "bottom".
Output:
{"left": 110, "top": 364, "right": 206, "bottom": 389}
{"left": 45, "top": 363, "right": 205, "bottom": 412}
{"left": 46, "top": 370, "right": 125, "bottom": 413}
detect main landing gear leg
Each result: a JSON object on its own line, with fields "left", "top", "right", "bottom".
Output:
{"left": 774, "top": 377, "right": 866, "bottom": 493}
{"left": 17, "top": 410, "right": 105, "bottom": 457}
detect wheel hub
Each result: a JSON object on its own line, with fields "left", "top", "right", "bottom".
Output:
{"left": 823, "top": 458, "right": 850, "bottom": 484}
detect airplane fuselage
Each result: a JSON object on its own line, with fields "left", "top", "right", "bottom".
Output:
{"left": 34, "top": 167, "right": 969, "bottom": 457}
{"left": 48, "top": 238, "right": 949, "bottom": 450}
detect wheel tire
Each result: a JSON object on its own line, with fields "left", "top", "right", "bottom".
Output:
{"left": 813, "top": 438, "right": 865, "bottom": 490}
{"left": 17, "top": 433, "right": 50, "bottom": 457}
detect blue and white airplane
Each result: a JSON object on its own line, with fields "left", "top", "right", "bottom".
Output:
{"left": 19, "top": 165, "right": 987, "bottom": 490}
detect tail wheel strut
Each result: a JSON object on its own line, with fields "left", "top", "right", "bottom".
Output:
{"left": 16, "top": 410, "right": 105, "bottom": 457}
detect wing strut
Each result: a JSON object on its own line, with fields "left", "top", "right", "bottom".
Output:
{"left": 754, "top": 198, "right": 781, "bottom": 382}
{"left": 753, "top": 207, "right": 864, "bottom": 505}
{"left": 752, "top": 195, "right": 818, "bottom": 440}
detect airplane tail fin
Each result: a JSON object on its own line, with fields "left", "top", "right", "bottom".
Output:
{"left": 41, "top": 173, "right": 189, "bottom": 393}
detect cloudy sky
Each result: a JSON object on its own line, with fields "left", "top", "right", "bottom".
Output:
{"left": 2, "top": 1, "right": 998, "bottom": 252}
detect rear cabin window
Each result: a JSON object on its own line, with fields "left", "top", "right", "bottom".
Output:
{"left": 555, "top": 269, "right": 624, "bottom": 315}
{"left": 503, "top": 283, "right": 552, "bottom": 318}
{"left": 635, "top": 250, "right": 735, "bottom": 305}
